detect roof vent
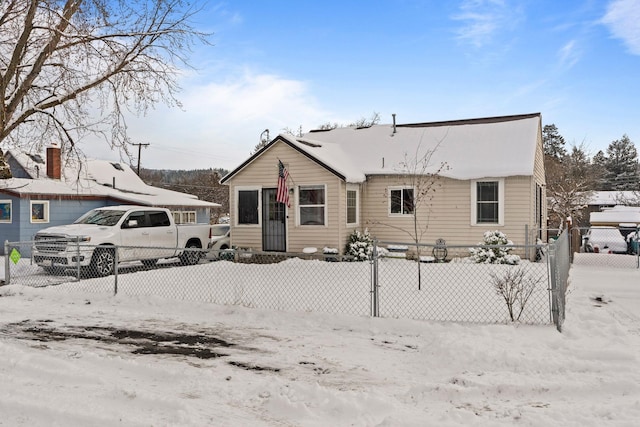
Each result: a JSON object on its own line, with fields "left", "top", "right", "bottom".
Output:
{"left": 27, "top": 153, "right": 45, "bottom": 164}
{"left": 392, "top": 113, "right": 397, "bottom": 134}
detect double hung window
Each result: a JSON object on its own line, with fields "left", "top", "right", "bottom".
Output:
{"left": 299, "top": 185, "right": 325, "bottom": 225}
{"left": 472, "top": 180, "right": 504, "bottom": 225}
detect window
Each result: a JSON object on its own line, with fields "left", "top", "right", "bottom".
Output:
{"left": 299, "top": 185, "right": 325, "bottom": 225}
{"left": 346, "top": 186, "right": 359, "bottom": 225}
{"left": 124, "top": 211, "right": 146, "bottom": 228}
{"left": 149, "top": 211, "right": 171, "bottom": 227}
{"left": 172, "top": 211, "right": 196, "bottom": 224}
{"left": 30, "top": 201, "right": 49, "bottom": 223}
{"left": 237, "top": 189, "right": 259, "bottom": 225}
{"left": 0, "top": 200, "right": 11, "bottom": 223}
{"left": 471, "top": 180, "right": 504, "bottom": 225}
{"left": 389, "top": 187, "right": 414, "bottom": 215}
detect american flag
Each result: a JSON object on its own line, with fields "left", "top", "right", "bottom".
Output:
{"left": 276, "top": 160, "right": 290, "bottom": 207}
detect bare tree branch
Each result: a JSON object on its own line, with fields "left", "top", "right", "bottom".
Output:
{"left": 0, "top": 0, "right": 211, "bottom": 161}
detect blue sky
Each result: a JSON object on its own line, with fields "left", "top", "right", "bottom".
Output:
{"left": 96, "top": 0, "right": 640, "bottom": 171}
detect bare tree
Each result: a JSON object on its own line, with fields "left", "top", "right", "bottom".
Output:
{"left": 349, "top": 111, "right": 380, "bottom": 129}
{"left": 0, "top": 0, "right": 210, "bottom": 161}
{"left": 546, "top": 144, "right": 594, "bottom": 228}
{"left": 371, "top": 139, "right": 449, "bottom": 290}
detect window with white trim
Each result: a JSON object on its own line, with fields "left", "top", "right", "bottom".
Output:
{"left": 171, "top": 210, "right": 196, "bottom": 224}
{"left": 30, "top": 200, "right": 49, "bottom": 223}
{"left": 389, "top": 187, "right": 414, "bottom": 215}
{"left": 299, "top": 185, "right": 326, "bottom": 225}
{"left": 471, "top": 179, "right": 504, "bottom": 225}
{"left": 346, "top": 186, "right": 359, "bottom": 225}
{"left": 237, "top": 188, "right": 260, "bottom": 225}
{"left": 0, "top": 200, "right": 12, "bottom": 223}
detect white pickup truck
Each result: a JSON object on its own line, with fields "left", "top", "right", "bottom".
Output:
{"left": 32, "top": 205, "right": 211, "bottom": 276}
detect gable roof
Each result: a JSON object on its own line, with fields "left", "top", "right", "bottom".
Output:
{"left": 1, "top": 149, "right": 220, "bottom": 208}
{"left": 223, "top": 113, "right": 542, "bottom": 184}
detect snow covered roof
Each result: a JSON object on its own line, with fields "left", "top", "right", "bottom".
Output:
{"left": 1, "top": 149, "right": 219, "bottom": 208}
{"left": 588, "top": 191, "right": 637, "bottom": 206}
{"left": 280, "top": 113, "right": 542, "bottom": 183}
{"left": 590, "top": 205, "right": 640, "bottom": 225}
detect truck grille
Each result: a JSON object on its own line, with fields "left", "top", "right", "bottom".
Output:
{"left": 34, "top": 235, "right": 71, "bottom": 253}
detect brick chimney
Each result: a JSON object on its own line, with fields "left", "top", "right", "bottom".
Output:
{"left": 46, "top": 146, "right": 61, "bottom": 179}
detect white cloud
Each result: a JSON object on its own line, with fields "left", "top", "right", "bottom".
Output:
{"left": 452, "top": 0, "right": 519, "bottom": 48}
{"left": 558, "top": 39, "right": 581, "bottom": 69}
{"left": 602, "top": 0, "right": 640, "bottom": 55}
{"left": 92, "top": 69, "right": 332, "bottom": 170}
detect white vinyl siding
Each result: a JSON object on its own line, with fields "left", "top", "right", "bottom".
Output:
{"left": 226, "top": 141, "right": 342, "bottom": 252}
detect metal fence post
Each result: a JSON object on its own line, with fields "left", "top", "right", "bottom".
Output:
{"left": 76, "top": 238, "right": 81, "bottom": 280}
{"left": 371, "top": 239, "right": 379, "bottom": 317}
{"left": 633, "top": 226, "right": 640, "bottom": 268}
{"left": 547, "top": 240, "right": 559, "bottom": 329}
{"left": 114, "top": 246, "right": 119, "bottom": 296}
{"left": 525, "top": 224, "right": 529, "bottom": 260}
{"left": 3, "top": 240, "right": 9, "bottom": 286}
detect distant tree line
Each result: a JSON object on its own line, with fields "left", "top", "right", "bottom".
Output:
{"left": 139, "top": 168, "right": 229, "bottom": 223}
{"left": 543, "top": 124, "right": 640, "bottom": 227}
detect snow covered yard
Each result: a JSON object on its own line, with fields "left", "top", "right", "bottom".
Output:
{"left": 0, "top": 259, "right": 639, "bottom": 426}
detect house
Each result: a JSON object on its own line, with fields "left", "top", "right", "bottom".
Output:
{"left": 579, "top": 191, "right": 640, "bottom": 228}
{"left": 0, "top": 146, "right": 219, "bottom": 253}
{"left": 221, "top": 113, "right": 546, "bottom": 257}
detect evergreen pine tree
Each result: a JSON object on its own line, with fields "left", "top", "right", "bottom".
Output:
{"left": 542, "top": 124, "right": 567, "bottom": 159}
{"left": 604, "top": 134, "right": 639, "bottom": 191}
{"left": 592, "top": 150, "right": 608, "bottom": 190}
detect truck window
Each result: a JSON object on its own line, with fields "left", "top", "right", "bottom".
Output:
{"left": 149, "top": 211, "right": 171, "bottom": 227}
{"left": 75, "top": 209, "right": 125, "bottom": 226}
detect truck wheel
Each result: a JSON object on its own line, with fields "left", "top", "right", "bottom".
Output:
{"left": 91, "top": 247, "right": 115, "bottom": 277}
{"left": 180, "top": 242, "right": 202, "bottom": 266}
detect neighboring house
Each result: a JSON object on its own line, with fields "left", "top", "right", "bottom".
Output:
{"left": 580, "top": 191, "right": 639, "bottom": 228}
{"left": 221, "top": 113, "right": 546, "bottom": 257}
{"left": 0, "top": 146, "right": 219, "bottom": 253}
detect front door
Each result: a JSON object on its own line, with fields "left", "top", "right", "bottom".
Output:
{"left": 262, "top": 188, "right": 286, "bottom": 252}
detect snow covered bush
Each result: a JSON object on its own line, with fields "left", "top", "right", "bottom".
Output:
{"left": 346, "top": 229, "right": 374, "bottom": 261}
{"left": 469, "top": 230, "right": 520, "bottom": 265}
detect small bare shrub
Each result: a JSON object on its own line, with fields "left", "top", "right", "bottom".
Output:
{"left": 491, "top": 266, "right": 542, "bottom": 322}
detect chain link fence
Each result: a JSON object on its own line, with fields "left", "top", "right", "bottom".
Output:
{"left": 566, "top": 226, "right": 640, "bottom": 269}
{"left": 2, "top": 237, "right": 569, "bottom": 327}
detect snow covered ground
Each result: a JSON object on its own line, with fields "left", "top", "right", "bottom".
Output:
{"left": 0, "top": 257, "right": 639, "bottom": 426}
